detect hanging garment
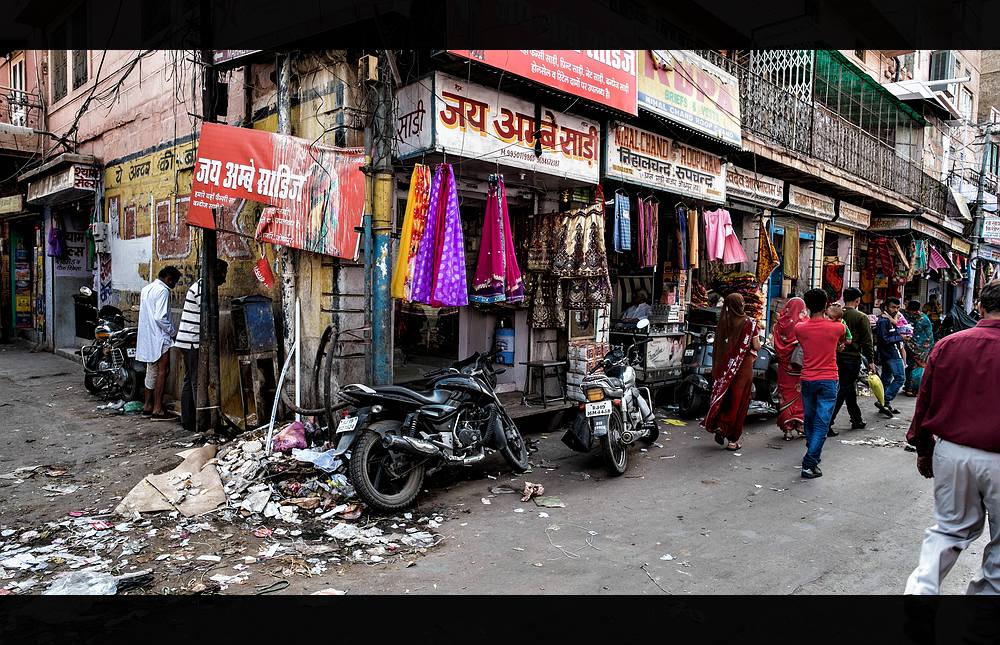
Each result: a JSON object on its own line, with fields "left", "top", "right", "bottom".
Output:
{"left": 687, "top": 208, "right": 699, "bottom": 269}
{"left": 410, "top": 164, "right": 469, "bottom": 307}
{"left": 870, "top": 237, "right": 896, "bottom": 277}
{"left": 912, "top": 240, "right": 928, "bottom": 272}
{"left": 552, "top": 195, "right": 613, "bottom": 309}
{"left": 888, "top": 238, "right": 910, "bottom": 272}
{"left": 529, "top": 274, "right": 566, "bottom": 329}
{"left": 526, "top": 213, "right": 558, "bottom": 272}
{"left": 470, "top": 177, "right": 525, "bottom": 304}
{"left": 756, "top": 220, "right": 780, "bottom": 286}
{"left": 612, "top": 193, "right": 632, "bottom": 253}
{"left": 676, "top": 206, "right": 689, "bottom": 270}
{"left": 703, "top": 208, "right": 748, "bottom": 264}
{"left": 823, "top": 262, "right": 845, "bottom": 300}
{"left": 928, "top": 245, "right": 949, "bottom": 271}
{"left": 782, "top": 225, "right": 800, "bottom": 277}
{"left": 391, "top": 164, "right": 432, "bottom": 300}
{"left": 638, "top": 197, "right": 659, "bottom": 268}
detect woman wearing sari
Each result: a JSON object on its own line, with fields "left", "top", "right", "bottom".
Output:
{"left": 773, "top": 297, "right": 807, "bottom": 441}
{"left": 701, "top": 293, "right": 761, "bottom": 451}
{"left": 903, "top": 300, "right": 935, "bottom": 396}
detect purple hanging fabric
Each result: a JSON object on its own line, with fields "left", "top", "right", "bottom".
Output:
{"left": 427, "top": 164, "right": 468, "bottom": 307}
{"left": 409, "top": 164, "right": 446, "bottom": 304}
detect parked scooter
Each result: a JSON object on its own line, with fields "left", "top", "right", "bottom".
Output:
{"left": 562, "top": 319, "right": 658, "bottom": 475}
{"left": 78, "top": 286, "right": 144, "bottom": 401}
{"left": 331, "top": 349, "right": 530, "bottom": 512}
{"left": 675, "top": 325, "right": 778, "bottom": 419}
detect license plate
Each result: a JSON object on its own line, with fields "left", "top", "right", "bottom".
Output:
{"left": 126, "top": 348, "right": 136, "bottom": 357}
{"left": 585, "top": 401, "right": 613, "bottom": 417}
{"left": 683, "top": 349, "right": 695, "bottom": 357}
{"left": 336, "top": 416, "right": 359, "bottom": 433}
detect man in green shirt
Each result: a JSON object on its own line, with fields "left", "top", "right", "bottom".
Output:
{"left": 829, "top": 287, "right": 875, "bottom": 436}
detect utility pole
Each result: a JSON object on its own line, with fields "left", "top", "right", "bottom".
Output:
{"left": 967, "top": 124, "right": 998, "bottom": 312}
{"left": 276, "top": 54, "right": 297, "bottom": 359}
{"left": 198, "top": 48, "right": 223, "bottom": 432}
{"left": 369, "top": 51, "right": 395, "bottom": 386}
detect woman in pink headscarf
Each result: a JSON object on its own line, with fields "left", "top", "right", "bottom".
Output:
{"left": 773, "top": 297, "right": 807, "bottom": 441}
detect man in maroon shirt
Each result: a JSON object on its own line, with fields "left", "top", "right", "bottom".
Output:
{"left": 905, "top": 280, "right": 1000, "bottom": 595}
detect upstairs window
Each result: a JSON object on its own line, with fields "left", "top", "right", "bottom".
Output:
{"left": 51, "top": 50, "right": 68, "bottom": 102}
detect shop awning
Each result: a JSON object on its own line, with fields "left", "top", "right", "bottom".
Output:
{"left": 946, "top": 186, "right": 973, "bottom": 222}
{"left": 813, "top": 50, "right": 928, "bottom": 128}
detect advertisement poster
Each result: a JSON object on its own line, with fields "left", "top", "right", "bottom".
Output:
{"left": 448, "top": 50, "right": 638, "bottom": 115}
{"left": 637, "top": 50, "right": 741, "bottom": 146}
{"left": 54, "top": 229, "right": 91, "bottom": 277}
{"left": 187, "top": 122, "right": 366, "bottom": 260}
{"left": 604, "top": 121, "right": 726, "bottom": 203}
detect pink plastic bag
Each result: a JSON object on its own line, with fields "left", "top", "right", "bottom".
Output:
{"left": 271, "top": 421, "right": 307, "bottom": 453}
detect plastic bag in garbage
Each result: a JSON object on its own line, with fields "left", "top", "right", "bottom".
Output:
{"left": 291, "top": 448, "right": 342, "bottom": 473}
{"left": 271, "top": 421, "right": 307, "bottom": 453}
{"left": 43, "top": 570, "right": 119, "bottom": 595}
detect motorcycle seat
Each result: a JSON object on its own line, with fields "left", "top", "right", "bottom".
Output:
{"left": 371, "top": 385, "right": 451, "bottom": 406}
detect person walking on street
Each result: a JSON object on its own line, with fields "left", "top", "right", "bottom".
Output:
{"left": 701, "top": 293, "right": 760, "bottom": 452}
{"left": 794, "top": 288, "right": 845, "bottom": 479}
{"left": 773, "top": 297, "right": 806, "bottom": 441}
{"left": 173, "top": 260, "right": 228, "bottom": 432}
{"left": 136, "top": 266, "right": 181, "bottom": 419}
{"left": 922, "top": 293, "right": 943, "bottom": 338}
{"left": 874, "top": 297, "right": 906, "bottom": 417}
{"left": 904, "top": 280, "right": 1000, "bottom": 595}
{"left": 903, "top": 299, "right": 935, "bottom": 397}
{"left": 828, "top": 287, "right": 873, "bottom": 436}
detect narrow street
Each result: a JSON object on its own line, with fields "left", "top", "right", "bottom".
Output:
{"left": 0, "top": 343, "right": 986, "bottom": 594}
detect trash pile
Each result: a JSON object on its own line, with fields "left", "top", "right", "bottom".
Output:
{"left": 2, "top": 421, "right": 448, "bottom": 595}
{"left": 839, "top": 436, "right": 906, "bottom": 448}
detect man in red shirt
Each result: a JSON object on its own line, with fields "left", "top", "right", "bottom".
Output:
{"left": 794, "top": 289, "right": 846, "bottom": 479}
{"left": 905, "top": 280, "right": 1000, "bottom": 595}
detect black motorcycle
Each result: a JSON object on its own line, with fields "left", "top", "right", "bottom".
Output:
{"left": 675, "top": 326, "right": 779, "bottom": 419}
{"left": 331, "top": 350, "right": 530, "bottom": 512}
{"left": 78, "top": 286, "right": 144, "bottom": 401}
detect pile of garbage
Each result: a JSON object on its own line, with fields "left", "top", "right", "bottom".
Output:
{"left": 2, "top": 421, "right": 447, "bottom": 595}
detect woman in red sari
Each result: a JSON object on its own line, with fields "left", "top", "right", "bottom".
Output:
{"left": 701, "top": 293, "right": 760, "bottom": 451}
{"left": 772, "top": 297, "right": 806, "bottom": 441}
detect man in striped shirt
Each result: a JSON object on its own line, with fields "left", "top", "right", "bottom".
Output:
{"left": 175, "top": 260, "right": 228, "bottom": 431}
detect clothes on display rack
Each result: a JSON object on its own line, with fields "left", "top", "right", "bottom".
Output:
{"left": 703, "top": 208, "right": 748, "bottom": 264}
{"left": 868, "top": 237, "right": 895, "bottom": 279}
{"left": 528, "top": 273, "right": 566, "bottom": 329}
{"left": 613, "top": 192, "right": 632, "bottom": 253}
{"left": 410, "top": 163, "right": 469, "bottom": 308}
{"left": 638, "top": 196, "right": 658, "bottom": 268}
{"left": 782, "top": 225, "right": 800, "bottom": 276}
{"left": 526, "top": 213, "right": 559, "bottom": 272}
{"left": 912, "top": 240, "right": 928, "bottom": 272}
{"left": 823, "top": 262, "right": 845, "bottom": 300}
{"left": 687, "top": 208, "right": 699, "bottom": 269}
{"left": 390, "top": 164, "right": 432, "bottom": 301}
{"left": 470, "top": 176, "right": 525, "bottom": 304}
{"left": 712, "top": 271, "right": 765, "bottom": 320}
{"left": 675, "top": 206, "right": 689, "bottom": 270}
{"left": 756, "top": 219, "right": 780, "bottom": 286}
{"left": 552, "top": 194, "right": 613, "bottom": 310}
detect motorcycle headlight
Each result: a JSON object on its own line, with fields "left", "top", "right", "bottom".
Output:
{"left": 95, "top": 327, "right": 111, "bottom": 340}
{"left": 585, "top": 387, "right": 605, "bottom": 402}
{"left": 706, "top": 332, "right": 716, "bottom": 344}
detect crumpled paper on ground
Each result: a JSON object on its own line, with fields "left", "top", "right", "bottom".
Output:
{"left": 521, "top": 482, "right": 544, "bottom": 502}
{"left": 115, "top": 445, "right": 226, "bottom": 517}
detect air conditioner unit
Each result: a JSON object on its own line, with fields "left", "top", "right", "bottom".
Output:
{"left": 929, "top": 50, "right": 958, "bottom": 83}
{"left": 358, "top": 55, "right": 378, "bottom": 84}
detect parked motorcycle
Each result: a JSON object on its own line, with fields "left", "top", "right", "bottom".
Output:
{"left": 675, "top": 325, "right": 778, "bottom": 419}
{"left": 78, "top": 286, "right": 144, "bottom": 401}
{"left": 562, "top": 319, "right": 658, "bottom": 475}
{"left": 331, "top": 349, "right": 530, "bottom": 512}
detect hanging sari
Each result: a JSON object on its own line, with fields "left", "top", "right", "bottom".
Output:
{"left": 756, "top": 219, "right": 780, "bottom": 287}
{"left": 772, "top": 297, "right": 806, "bottom": 434}
{"left": 410, "top": 163, "right": 468, "bottom": 307}
{"left": 701, "top": 294, "right": 758, "bottom": 443}
{"left": 470, "top": 177, "right": 525, "bottom": 303}
{"left": 390, "top": 164, "right": 431, "bottom": 300}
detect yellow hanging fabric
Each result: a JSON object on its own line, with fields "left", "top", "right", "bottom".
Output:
{"left": 391, "top": 164, "right": 431, "bottom": 300}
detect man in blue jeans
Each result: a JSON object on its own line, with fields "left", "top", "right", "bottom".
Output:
{"left": 874, "top": 297, "right": 906, "bottom": 417}
{"left": 793, "top": 289, "right": 846, "bottom": 479}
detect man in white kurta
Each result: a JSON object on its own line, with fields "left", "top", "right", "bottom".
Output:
{"left": 136, "top": 266, "right": 181, "bottom": 417}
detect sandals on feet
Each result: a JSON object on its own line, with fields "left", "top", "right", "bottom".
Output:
{"left": 725, "top": 441, "right": 741, "bottom": 451}
{"left": 714, "top": 432, "right": 725, "bottom": 446}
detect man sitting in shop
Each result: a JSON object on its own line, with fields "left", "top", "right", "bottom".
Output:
{"left": 622, "top": 291, "right": 652, "bottom": 322}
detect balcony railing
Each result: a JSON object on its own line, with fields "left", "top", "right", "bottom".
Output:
{"left": 695, "top": 50, "right": 948, "bottom": 214}
{"left": 0, "top": 86, "right": 43, "bottom": 131}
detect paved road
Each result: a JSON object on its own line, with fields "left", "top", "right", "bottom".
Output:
{"left": 0, "top": 343, "right": 988, "bottom": 594}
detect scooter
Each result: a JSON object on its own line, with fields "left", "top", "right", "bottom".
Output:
{"left": 675, "top": 325, "right": 778, "bottom": 419}
{"left": 561, "top": 318, "right": 658, "bottom": 475}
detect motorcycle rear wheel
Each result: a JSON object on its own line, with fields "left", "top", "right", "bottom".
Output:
{"left": 677, "top": 382, "right": 705, "bottom": 419}
{"left": 349, "top": 426, "right": 426, "bottom": 513}
{"left": 601, "top": 412, "right": 628, "bottom": 476}
{"left": 121, "top": 364, "right": 143, "bottom": 402}
{"left": 496, "top": 414, "right": 530, "bottom": 472}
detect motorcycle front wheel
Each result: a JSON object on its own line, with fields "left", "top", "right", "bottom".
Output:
{"left": 601, "top": 412, "right": 628, "bottom": 476}
{"left": 348, "top": 425, "right": 426, "bottom": 513}
{"left": 84, "top": 374, "right": 107, "bottom": 394}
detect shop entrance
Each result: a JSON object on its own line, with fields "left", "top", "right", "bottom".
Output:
{"left": 7, "top": 219, "right": 44, "bottom": 342}
{"left": 50, "top": 207, "right": 95, "bottom": 354}
{"left": 393, "top": 301, "right": 460, "bottom": 384}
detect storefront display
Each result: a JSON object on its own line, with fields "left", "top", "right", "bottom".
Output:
{"left": 470, "top": 175, "right": 525, "bottom": 304}
{"left": 409, "top": 164, "right": 469, "bottom": 308}
{"left": 391, "top": 164, "right": 431, "bottom": 301}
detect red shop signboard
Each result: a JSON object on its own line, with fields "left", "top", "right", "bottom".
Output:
{"left": 448, "top": 50, "right": 638, "bottom": 115}
{"left": 187, "top": 122, "right": 366, "bottom": 259}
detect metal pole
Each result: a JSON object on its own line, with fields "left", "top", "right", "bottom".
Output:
{"left": 967, "top": 125, "right": 996, "bottom": 312}
{"left": 370, "top": 51, "right": 395, "bottom": 386}
{"left": 276, "top": 53, "right": 298, "bottom": 362}
{"left": 198, "top": 48, "right": 222, "bottom": 432}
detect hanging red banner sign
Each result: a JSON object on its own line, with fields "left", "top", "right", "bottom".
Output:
{"left": 448, "top": 50, "right": 638, "bottom": 115}
{"left": 187, "top": 122, "right": 366, "bottom": 259}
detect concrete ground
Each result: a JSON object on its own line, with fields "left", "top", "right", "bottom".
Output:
{"left": 0, "top": 342, "right": 988, "bottom": 594}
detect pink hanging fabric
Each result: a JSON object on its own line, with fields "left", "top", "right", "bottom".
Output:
{"left": 704, "top": 208, "right": 747, "bottom": 264}
{"left": 470, "top": 177, "right": 525, "bottom": 303}
{"left": 928, "top": 245, "right": 949, "bottom": 271}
